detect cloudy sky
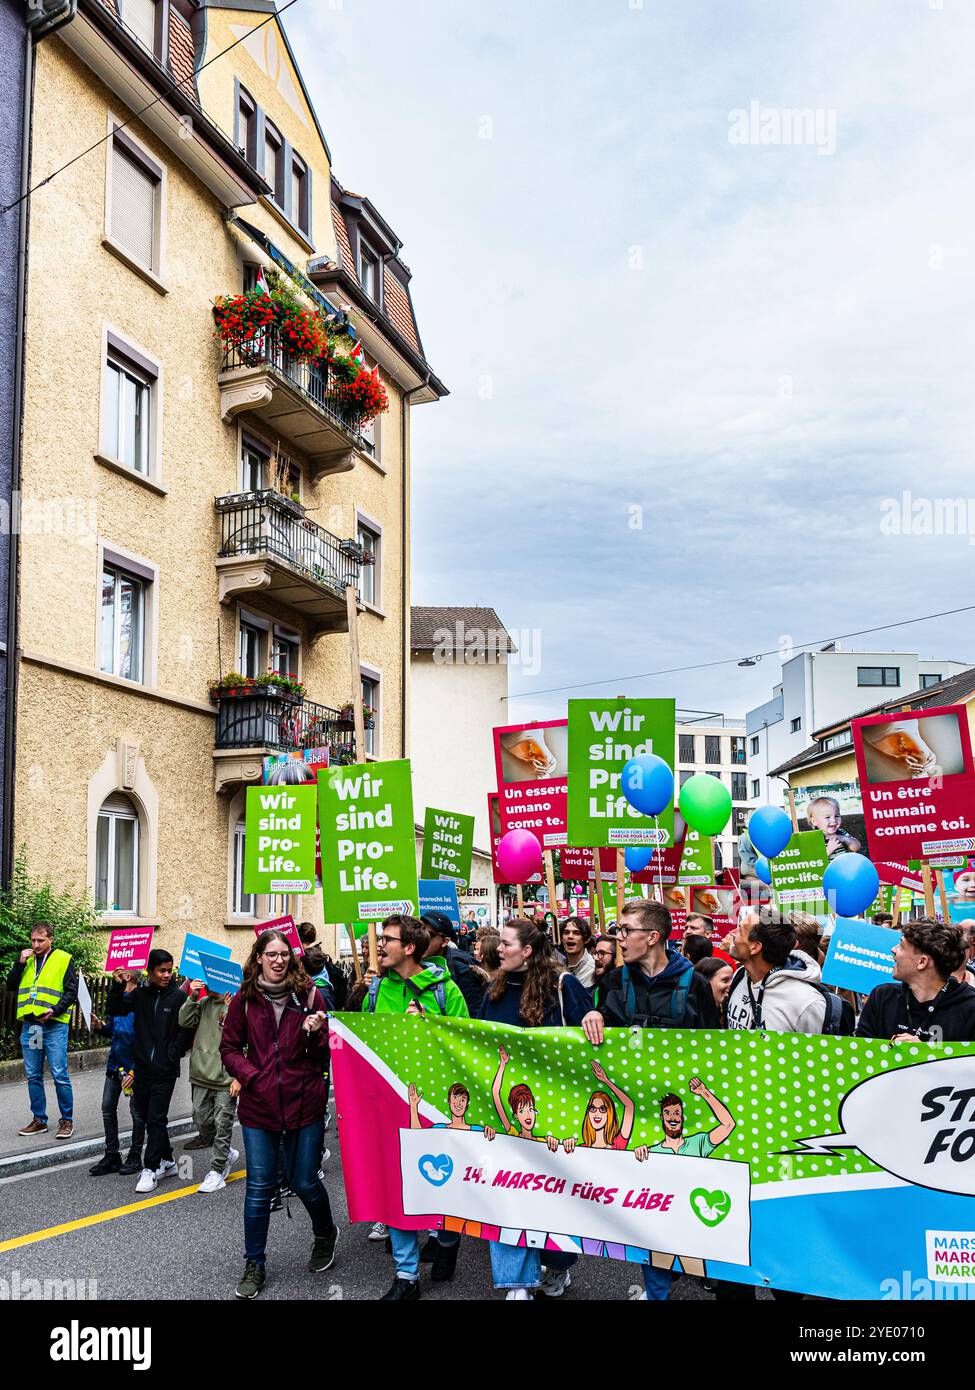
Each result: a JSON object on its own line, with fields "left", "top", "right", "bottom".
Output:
{"left": 292, "top": 0, "right": 975, "bottom": 726}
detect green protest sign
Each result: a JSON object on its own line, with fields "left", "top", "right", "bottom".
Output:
{"left": 318, "top": 759, "right": 419, "bottom": 924}
{"left": 769, "top": 830, "right": 830, "bottom": 913}
{"left": 678, "top": 830, "right": 714, "bottom": 886}
{"left": 567, "top": 698, "right": 675, "bottom": 848}
{"left": 420, "top": 806, "right": 475, "bottom": 884}
{"left": 243, "top": 784, "right": 317, "bottom": 895}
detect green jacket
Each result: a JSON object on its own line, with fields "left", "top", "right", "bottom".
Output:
{"left": 177, "top": 994, "right": 232, "bottom": 1090}
{"left": 361, "top": 963, "right": 469, "bottom": 1018}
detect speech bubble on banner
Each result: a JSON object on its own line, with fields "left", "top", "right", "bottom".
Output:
{"left": 787, "top": 1055, "right": 975, "bottom": 1196}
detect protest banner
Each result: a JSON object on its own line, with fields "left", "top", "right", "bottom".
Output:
{"left": 691, "top": 887, "right": 737, "bottom": 935}
{"left": 198, "top": 952, "right": 244, "bottom": 997}
{"left": 331, "top": 1014, "right": 975, "bottom": 1299}
{"left": 420, "top": 806, "right": 475, "bottom": 884}
{"left": 677, "top": 830, "right": 714, "bottom": 886}
{"left": 318, "top": 759, "right": 419, "bottom": 922}
{"left": 768, "top": 830, "right": 830, "bottom": 913}
{"left": 179, "top": 933, "right": 232, "bottom": 982}
{"left": 493, "top": 719, "right": 568, "bottom": 847}
{"left": 560, "top": 846, "right": 594, "bottom": 879}
{"left": 821, "top": 918, "right": 898, "bottom": 994}
{"left": 418, "top": 878, "right": 461, "bottom": 926}
{"left": 876, "top": 859, "right": 924, "bottom": 891}
{"left": 254, "top": 913, "right": 303, "bottom": 956}
{"left": 244, "top": 783, "right": 317, "bottom": 895}
{"left": 488, "top": 794, "right": 542, "bottom": 886}
{"left": 77, "top": 973, "right": 93, "bottom": 1032}
{"left": 853, "top": 703, "right": 975, "bottom": 861}
{"left": 264, "top": 747, "right": 330, "bottom": 880}
{"left": 105, "top": 926, "right": 154, "bottom": 972}
{"left": 567, "top": 698, "right": 676, "bottom": 848}
{"left": 631, "top": 814, "right": 688, "bottom": 888}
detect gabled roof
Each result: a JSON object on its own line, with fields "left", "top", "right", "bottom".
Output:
{"left": 411, "top": 607, "right": 515, "bottom": 655}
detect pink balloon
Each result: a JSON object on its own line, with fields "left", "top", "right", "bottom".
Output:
{"left": 497, "top": 829, "right": 543, "bottom": 883}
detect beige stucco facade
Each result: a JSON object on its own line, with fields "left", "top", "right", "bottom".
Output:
{"left": 14, "top": 12, "right": 423, "bottom": 960}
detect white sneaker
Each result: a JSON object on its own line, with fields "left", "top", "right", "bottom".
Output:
{"left": 505, "top": 1288, "right": 532, "bottom": 1300}
{"left": 155, "top": 1159, "right": 178, "bottom": 1182}
{"left": 135, "top": 1168, "right": 157, "bottom": 1194}
{"left": 367, "top": 1221, "right": 388, "bottom": 1241}
{"left": 220, "top": 1147, "right": 240, "bottom": 1179}
{"left": 324, "top": 1109, "right": 332, "bottom": 1131}
{"left": 537, "top": 1267, "right": 571, "bottom": 1298}
{"left": 198, "top": 1169, "right": 227, "bottom": 1194}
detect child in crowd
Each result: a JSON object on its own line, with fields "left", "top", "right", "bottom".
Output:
{"left": 178, "top": 980, "right": 239, "bottom": 1194}
{"left": 89, "top": 981, "right": 145, "bottom": 1177}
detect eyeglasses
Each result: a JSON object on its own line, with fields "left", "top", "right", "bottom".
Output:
{"left": 617, "top": 926, "right": 653, "bottom": 940}
{"left": 263, "top": 951, "right": 290, "bottom": 961}
{"left": 379, "top": 934, "right": 401, "bottom": 946}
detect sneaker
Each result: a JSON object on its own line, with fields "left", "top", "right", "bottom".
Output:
{"left": 380, "top": 1278, "right": 420, "bottom": 1301}
{"left": 324, "top": 1109, "right": 332, "bottom": 1131}
{"left": 220, "top": 1147, "right": 240, "bottom": 1180}
{"left": 308, "top": 1226, "right": 339, "bottom": 1273}
{"left": 155, "top": 1159, "right": 178, "bottom": 1183}
{"left": 431, "top": 1240, "right": 460, "bottom": 1283}
{"left": 55, "top": 1120, "right": 74, "bottom": 1140}
{"left": 183, "top": 1134, "right": 211, "bottom": 1151}
{"left": 269, "top": 1188, "right": 283, "bottom": 1213}
{"left": 135, "top": 1168, "right": 157, "bottom": 1194}
{"left": 536, "top": 1266, "right": 571, "bottom": 1299}
{"left": 119, "top": 1151, "right": 142, "bottom": 1176}
{"left": 235, "top": 1260, "right": 266, "bottom": 1300}
{"left": 17, "top": 1119, "right": 48, "bottom": 1136}
{"left": 89, "top": 1153, "right": 123, "bottom": 1177}
{"left": 505, "top": 1288, "right": 532, "bottom": 1300}
{"left": 367, "top": 1221, "right": 388, "bottom": 1242}
{"left": 198, "top": 1169, "right": 227, "bottom": 1194}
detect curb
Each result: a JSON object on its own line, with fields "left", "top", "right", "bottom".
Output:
{"left": 0, "top": 1047, "right": 111, "bottom": 1086}
{"left": 0, "top": 1117, "right": 197, "bottom": 1179}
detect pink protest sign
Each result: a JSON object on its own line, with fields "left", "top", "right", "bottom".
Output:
{"left": 105, "top": 926, "right": 155, "bottom": 972}
{"left": 493, "top": 719, "right": 568, "bottom": 848}
{"left": 255, "top": 914, "right": 304, "bottom": 956}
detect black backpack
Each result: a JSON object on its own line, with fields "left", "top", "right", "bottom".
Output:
{"left": 321, "top": 955, "right": 348, "bottom": 1011}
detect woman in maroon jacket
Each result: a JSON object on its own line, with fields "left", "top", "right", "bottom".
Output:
{"left": 220, "top": 928, "right": 338, "bottom": 1299}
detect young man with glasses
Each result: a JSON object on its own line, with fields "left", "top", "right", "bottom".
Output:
{"left": 361, "top": 914, "right": 469, "bottom": 1300}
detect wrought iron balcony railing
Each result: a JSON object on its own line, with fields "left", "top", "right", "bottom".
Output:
{"left": 213, "top": 690, "right": 356, "bottom": 762}
{"left": 215, "top": 490, "right": 362, "bottom": 601}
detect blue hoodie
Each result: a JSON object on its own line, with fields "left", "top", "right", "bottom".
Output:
{"left": 596, "top": 946, "right": 721, "bottom": 1029}
{"left": 97, "top": 1012, "right": 136, "bottom": 1074}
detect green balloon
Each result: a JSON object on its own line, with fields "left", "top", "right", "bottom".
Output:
{"left": 679, "top": 774, "right": 732, "bottom": 836}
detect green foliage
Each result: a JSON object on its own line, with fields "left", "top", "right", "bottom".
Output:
{"left": 0, "top": 849, "right": 103, "bottom": 981}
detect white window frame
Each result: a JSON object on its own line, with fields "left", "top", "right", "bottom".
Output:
{"left": 237, "top": 606, "right": 270, "bottom": 678}
{"left": 99, "top": 324, "right": 163, "bottom": 486}
{"left": 360, "top": 663, "right": 382, "bottom": 758}
{"left": 270, "top": 622, "right": 301, "bottom": 681}
{"left": 96, "top": 798, "right": 140, "bottom": 918}
{"left": 357, "top": 356, "right": 383, "bottom": 465}
{"left": 232, "top": 818, "right": 255, "bottom": 918}
{"left": 96, "top": 542, "right": 158, "bottom": 687}
{"left": 355, "top": 509, "right": 383, "bottom": 615}
{"left": 104, "top": 115, "right": 167, "bottom": 289}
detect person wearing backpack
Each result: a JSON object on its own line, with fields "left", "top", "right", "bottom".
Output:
{"left": 724, "top": 906, "right": 853, "bottom": 1035}
{"left": 420, "top": 910, "right": 488, "bottom": 1016}
{"left": 361, "top": 914, "right": 469, "bottom": 1300}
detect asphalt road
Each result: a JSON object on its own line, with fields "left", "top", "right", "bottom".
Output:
{"left": 0, "top": 1118, "right": 746, "bottom": 1302}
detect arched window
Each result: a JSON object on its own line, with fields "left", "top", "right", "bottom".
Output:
{"left": 95, "top": 793, "right": 140, "bottom": 915}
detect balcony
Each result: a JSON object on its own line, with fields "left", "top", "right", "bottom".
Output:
{"left": 218, "top": 325, "right": 369, "bottom": 478}
{"left": 215, "top": 491, "right": 362, "bottom": 637}
{"left": 212, "top": 690, "right": 356, "bottom": 793}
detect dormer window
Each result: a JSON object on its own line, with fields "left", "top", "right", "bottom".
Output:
{"left": 360, "top": 246, "right": 380, "bottom": 303}
{"left": 123, "top": 0, "right": 163, "bottom": 60}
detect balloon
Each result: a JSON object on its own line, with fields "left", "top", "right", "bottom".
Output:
{"left": 748, "top": 806, "right": 794, "bottom": 859}
{"left": 823, "top": 854, "right": 880, "bottom": 918}
{"left": 620, "top": 754, "right": 674, "bottom": 817}
{"left": 496, "top": 829, "right": 542, "bottom": 884}
{"left": 625, "top": 846, "right": 654, "bottom": 874}
{"left": 679, "top": 774, "right": 732, "bottom": 836}
{"left": 755, "top": 856, "right": 772, "bottom": 886}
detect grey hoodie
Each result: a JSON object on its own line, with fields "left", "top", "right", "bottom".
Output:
{"left": 726, "top": 950, "right": 827, "bottom": 1034}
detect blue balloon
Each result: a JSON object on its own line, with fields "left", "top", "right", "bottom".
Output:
{"left": 823, "top": 854, "right": 879, "bottom": 918}
{"left": 748, "top": 805, "right": 794, "bottom": 859}
{"left": 620, "top": 755, "right": 673, "bottom": 817}
{"left": 755, "top": 856, "right": 772, "bottom": 885}
{"left": 625, "top": 846, "right": 654, "bottom": 874}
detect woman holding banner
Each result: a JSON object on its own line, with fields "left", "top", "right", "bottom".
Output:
{"left": 478, "top": 918, "right": 591, "bottom": 1299}
{"left": 220, "top": 928, "right": 338, "bottom": 1300}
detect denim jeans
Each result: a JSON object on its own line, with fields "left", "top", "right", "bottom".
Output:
{"left": 389, "top": 1227, "right": 421, "bottom": 1281}
{"left": 101, "top": 1070, "right": 145, "bottom": 1157}
{"left": 642, "top": 1264, "right": 673, "bottom": 1300}
{"left": 489, "top": 1240, "right": 542, "bottom": 1290}
{"left": 20, "top": 1020, "right": 72, "bottom": 1124}
{"left": 242, "top": 1120, "right": 334, "bottom": 1266}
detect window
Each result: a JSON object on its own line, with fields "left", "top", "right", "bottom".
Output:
{"left": 790, "top": 717, "right": 802, "bottom": 733}
{"left": 857, "top": 666, "right": 900, "bottom": 687}
{"left": 292, "top": 154, "right": 310, "bottom": 236}
{"left": 101, "top": 565, "right": 146, "bottom": 682}
{"left": 237, "top": 86, "right": 257, "bottom": 165}
{"left": 678, "top": 734, "right": 695, "bottom": 764}
{"left": 122, "top": 0, "right": 161, "bottom": 57}
{"left": 241, "top": 437, "right": 268, "bottom": 493}
{"left": 103, "top": 350, "right": 152, "bottom": 475}
{"left": 238, "top": 619, "right": 264, "bottom": 678}
{"left": 233, "top": 818, "right": 255, "bottom": 917}
{"left": 361, "top": 673, "right": 379, "bottom": 756}
{"left": 96, "top": 793, "right": 139, "bottom": 915}
{"left": 750, "top": 735, "right": 760, "bottom": 756}
{"left": 243, "top": 262, "right": 260, "bottom": 294}
{"left": 732, "top": 808, "right": 749, "bottom": 835}
{"left": 704, "top": 735, "right": 720, "bottom": 765}
{"left": 731, "top": 736, "right": 746, "bottom": 765}
{"left": 731, "top": 772, "right": 748, "bottom": 801}
{"left": 821, "top": 729, "right": 853, "bottom": 752}
{"left": 751, "top": 779, "right": 761, "bottom": 799}
{"left": 109, "top": 132, "right": 161, "bottom": 273}
{"left": 357, "top": 519, "right": 381, "bottom": 608}
{"left": 358, "top": 358, "right": 382, "bottom": 461}
{"left": 920, "top": 673, "right": 942, "bottom": 690}
{"left": 271, "top": 628, "right": 300, "bottom": 680}
{"left": 264, "top": 122, "right": 284, "bottom": 204}
{"left": 679, "top": 769, "right": 692, "bottom": 789}
{"left": 360, "top": 247, "right": 379, "bottom": 302}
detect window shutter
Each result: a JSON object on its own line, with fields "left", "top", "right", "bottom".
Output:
{"left": 102, "top": 792, "right": 137, "bottom": 816}
{"left": 111, "top": 143, "right": 156, "bottom": 268}
{"left": 124, "top": 0, "right": 157, "bottom": 53}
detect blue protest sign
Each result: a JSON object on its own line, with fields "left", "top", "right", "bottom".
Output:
{"left": 821, "top": 918, "right": 897, "bottom": 995}
{"left": 180, "top": 933, "right": 232, "bottom": 982}
{"left": 198, "top": 952, "right": 243, "bottom": 997}
{"left": 418, "top": 879, "right": 461, "bottom": 927}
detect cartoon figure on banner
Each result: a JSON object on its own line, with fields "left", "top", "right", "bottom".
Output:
{"left": 562, "top": 1059, "right": 648, "bottom": 1157}
{"left": 408, "top": 1081, "right": 496, "bottom": 1138}
{"left": 492, "top": 1046, "right": 563, "bottom": 1149}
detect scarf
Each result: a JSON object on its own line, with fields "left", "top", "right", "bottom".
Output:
{"left": 257, "top": 974, "right": 291, "bottom": 1031}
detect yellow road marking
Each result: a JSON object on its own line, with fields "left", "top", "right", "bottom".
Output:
{"left": 0, "top": 1170, "right": 247, "bottom": 1253}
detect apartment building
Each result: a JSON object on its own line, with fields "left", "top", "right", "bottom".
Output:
{"left": 13, "top": 1, "right": 445, "bottom": 954}
{"left": 674, "top": 712, "right": 749, "bottom": 870}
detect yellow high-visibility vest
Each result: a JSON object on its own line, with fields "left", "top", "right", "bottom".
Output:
{"left": 16, "top": 949, "right": 72, "bottom": 1024}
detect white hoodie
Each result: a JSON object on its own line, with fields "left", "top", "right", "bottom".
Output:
{"left": 726, "top": 950, "right": 827, "bottom": 1034}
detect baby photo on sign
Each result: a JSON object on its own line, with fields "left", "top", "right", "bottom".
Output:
{"left": 792, "top": 782, "right": 866, "bottom": 862}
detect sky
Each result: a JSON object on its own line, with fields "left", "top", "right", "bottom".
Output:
{"left": 291, "top": 0, "right": 975, "bottom": 727}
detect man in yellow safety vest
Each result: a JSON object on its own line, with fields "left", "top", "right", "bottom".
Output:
{"left": 6, "top": 921, "right": 78, "bottom": 1138}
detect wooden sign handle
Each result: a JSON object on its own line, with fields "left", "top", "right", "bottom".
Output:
{"left": 920, "top": 860, "right": 936, "bottom": 919}
{"left": 615, "top": 848, "right": 626, "bottom": 923}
